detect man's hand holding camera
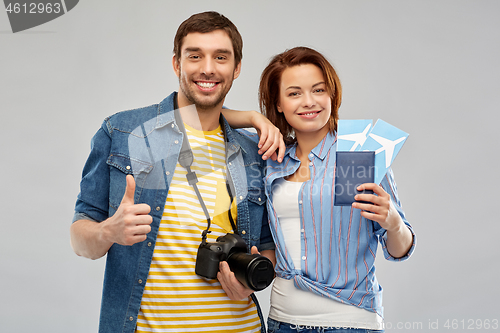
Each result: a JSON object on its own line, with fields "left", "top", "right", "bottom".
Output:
{"left": 218, "top": 246, "right": 261, "bottom": 300}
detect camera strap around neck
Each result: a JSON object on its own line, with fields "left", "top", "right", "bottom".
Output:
{"left": 173, "top": 99, "right": 237, "bottom": 245}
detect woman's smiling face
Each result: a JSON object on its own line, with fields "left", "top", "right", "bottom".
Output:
{"left": 277, "top": 64, "right": 332, "bottom": 139}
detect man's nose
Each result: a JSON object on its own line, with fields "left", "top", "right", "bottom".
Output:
{"left": 201, "top": 58, "right": 215, "bottom": 75}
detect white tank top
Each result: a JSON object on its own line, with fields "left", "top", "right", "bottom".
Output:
{"left": 269, "top": 178, "right": 383, "bottom": 330}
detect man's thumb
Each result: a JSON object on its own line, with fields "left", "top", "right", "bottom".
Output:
{"left": 250, "top": 246, "right": 260, "bottom": 255}
{"left": 121, "top": 175, "right": 136, "bottom": 204}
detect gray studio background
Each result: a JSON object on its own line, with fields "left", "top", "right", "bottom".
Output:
{"left": 1, "top": 1, "right": 499, "bottom": 332}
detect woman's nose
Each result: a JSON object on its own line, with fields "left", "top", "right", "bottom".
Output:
{"left": 302, "top": 92, "right": 316, "bottom": 108}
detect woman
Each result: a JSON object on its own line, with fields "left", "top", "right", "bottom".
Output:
{"left": 259, "top": 47, "right": 416, "bottom": 333}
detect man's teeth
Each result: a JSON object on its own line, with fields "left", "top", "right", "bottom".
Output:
{"left": 197, "top": 82, "right": 216, "bottom": 88}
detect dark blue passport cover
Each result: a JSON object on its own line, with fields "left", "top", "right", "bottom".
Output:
{"left": 334, "top": 151, "right": 375, "bottom": 206}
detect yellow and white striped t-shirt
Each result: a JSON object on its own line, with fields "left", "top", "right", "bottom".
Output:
{"left": 136, "top": 124, "right": 261, "bottom": 333}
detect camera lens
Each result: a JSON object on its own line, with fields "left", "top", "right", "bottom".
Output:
{"left": 227, "top": 253, "right": 274, "bottom": 291}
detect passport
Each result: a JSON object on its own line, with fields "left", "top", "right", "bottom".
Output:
{"left": 334, "top": 151, "right": 375, "bottom": 206}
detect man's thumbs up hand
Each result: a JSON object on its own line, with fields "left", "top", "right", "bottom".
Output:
{"left": 101, "top": 175, "right": 153, "bottom": 246}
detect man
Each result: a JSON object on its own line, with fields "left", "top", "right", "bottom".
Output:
{"left": 71, "top": 11, "right": 278, "bottom": 333}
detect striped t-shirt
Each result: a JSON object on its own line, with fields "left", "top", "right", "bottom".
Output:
{"left": 135, "top": 123, "right": 261, "bottom": 333}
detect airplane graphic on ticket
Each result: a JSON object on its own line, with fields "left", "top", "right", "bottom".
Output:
{"left": 337, "top": 119, "right": 408, "bottom": 184}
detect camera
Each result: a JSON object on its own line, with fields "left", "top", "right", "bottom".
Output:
{"left": 195, "top": 233, "right": 274, "bottom": 291}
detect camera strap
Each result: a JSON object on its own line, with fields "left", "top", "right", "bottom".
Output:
{"left": 173, "top": 100, "right": 237, "bottom": 245}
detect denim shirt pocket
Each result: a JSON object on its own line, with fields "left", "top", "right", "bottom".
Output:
{"left": 247, "top": 187, "right": 265, "bottom": 206}
{"left": 246, "top": 186, "right": 266, "bottom": 242}
{"left": 106, "top": 153, "right": 154, "bottom": 213}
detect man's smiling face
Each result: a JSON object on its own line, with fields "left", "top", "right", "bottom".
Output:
{"left": 173, "top": 29, "right": 241, "bottom": 111}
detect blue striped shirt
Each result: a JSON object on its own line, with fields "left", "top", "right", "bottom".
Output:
{"left": 264, "top": 131, "right": 416, "bottom": 317}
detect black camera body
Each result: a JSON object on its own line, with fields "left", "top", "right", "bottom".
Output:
{"left": 195, "top": 233, "right": 274, "bottom": 291}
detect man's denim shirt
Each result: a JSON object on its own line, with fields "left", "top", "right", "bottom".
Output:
{"left": 73, "top": 92, "right": 274, "bottom": 333}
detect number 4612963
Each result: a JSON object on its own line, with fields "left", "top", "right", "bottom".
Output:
{"left": 444, "top": 319, "right": 498, "bottom": 330}
{"left": 5, "top": 2, "right": 62, "bottom": 14}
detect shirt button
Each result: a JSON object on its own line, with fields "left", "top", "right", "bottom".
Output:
{"left": 174, "top": 140, "right": 179, "bottom": 144}
{"left": 148, "top": 242, "right": 152, "bottom": 247}
{"left": 299, "top": 200, "right": 303, "bottom": 204}
{"left": 138, "top": 279, "right": 143, "bottom": 284}
{"left": 171, "top": 123, "right": 175, "bottom": 128}
{"left": 229, "top": 162, "right": 232, "bottom": 166}
{"left": 156, "top": 206, "right": 161, "bottom": 211}
{"left": 309, "top": 153, "right": 314, "bottom": 158}
{"left": 302, "top": 256, "right": 306, "bottom": 260}
{"left": 301, "top": 229, "right": 305, "bottom": 233}
{"left": 129, "top": 317, "right": 134, "bottom": 321}
{"left": 258, "top": 197, "right": 261, "bottom": 202}
{"left": 126, "top": 165, "right": 131, "bottom": 170}
{"left": 239, "top": 196, "right": 243, "bottom": 200}
{"left": 309, "top": 162, "right": 313, "bottom": 166}
{"left": 165, "top": 171, "right": 170, "bottom": 176}
{"left": 241, "top": 230, "right": 246, "bottom": 235}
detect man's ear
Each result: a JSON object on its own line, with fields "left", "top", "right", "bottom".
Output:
{"left": 233, "top": 61, "right": 241, "bottom": 80}
{"left": 172, "top": 55, "right": 180, "bottom": 78}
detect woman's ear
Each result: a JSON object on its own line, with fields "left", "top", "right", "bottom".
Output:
{"left": 277, "top": 104, "right": 283, "bottom": 113}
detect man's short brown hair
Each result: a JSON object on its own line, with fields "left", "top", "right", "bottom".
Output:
{"left": 173, "top": 11, "right": 243, "bottom": 66}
